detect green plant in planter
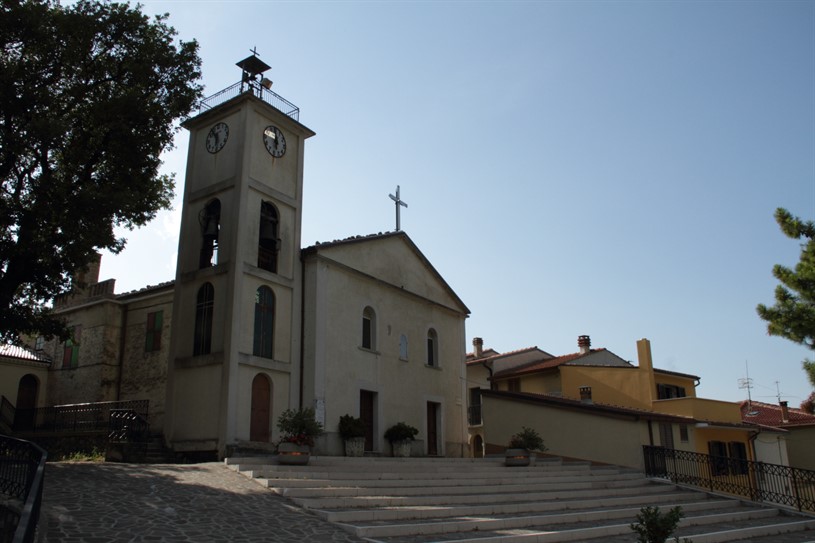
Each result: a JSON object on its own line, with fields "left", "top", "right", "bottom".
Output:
{"left": 338, "top": 414, "right": 366, "bottom": 440}
{"left": 508, "top": 426, "right": 545, "bottom": 451}
{"left": 384, "top": 422, "right": 418, "bottom": 443}
{"left": 276, "top": 408, "right": 324, "bottom": 447}
{"left": 630, "top": 506, "right": 690, "bottom": 543}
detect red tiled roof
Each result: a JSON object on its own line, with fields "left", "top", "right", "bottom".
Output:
{"left": 492, "top": 349, "right": 609, "bottom": 378}
{"left": 0, "top": 344, "right": 51, "bottom": 364}
{"left": 740, "top": 400, "right": 815, "bottom": 427}
{"left": 466, "top": 346, "right": 544, "bottom": 366}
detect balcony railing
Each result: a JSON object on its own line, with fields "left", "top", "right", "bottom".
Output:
{"left": 644, "top": 445, "right": 815, "bottom": 513}
{"left": 197, "top": 81, "right": 299, "bottom": 121}
{"left": 0, "top": 434, "right": 47, "bottom": 543}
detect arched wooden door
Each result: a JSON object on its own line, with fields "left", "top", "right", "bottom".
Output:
{"left": 250, "top": 374, "right": 271, "bottom": 442}
{"left": 15, "top": 374, "right": 38, "bottom": 430}
{"left": 473, "top": 435, "right": 484, "bottom": 458}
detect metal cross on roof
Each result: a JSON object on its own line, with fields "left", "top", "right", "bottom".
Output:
{"left": 389, "top": 185, "right": 408, "bottom": 232}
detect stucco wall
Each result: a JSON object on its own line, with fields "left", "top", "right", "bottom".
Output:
{"left": 303, "top": 240, "right": 468, "bottom": 457}
{"left": 786, "top": 426, "right": 815, "bottom": 471}
{"left": 0, "top": 359, "right": 49, "bottom": 407}
{"left": 481, "top": 394, "right": 650, "bottom": 469}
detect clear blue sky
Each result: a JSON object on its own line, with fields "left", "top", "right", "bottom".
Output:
{"left": 99, "top": 1, "right": 815, "bottom": 407}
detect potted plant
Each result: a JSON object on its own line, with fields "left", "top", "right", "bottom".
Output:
{"left": 276, "top": 407, "right": 324, "bottom": 465}
{"left": 505, "top": 426, "right": 545, "bottom": 467}
{"left": 384, "top": 422, "right": 418, "bottom": 457}
{"left": 338, "top": 414, "right": 366, "bottom": 457}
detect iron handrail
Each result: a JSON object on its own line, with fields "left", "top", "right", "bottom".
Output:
{"left": 643, "top": 445, "right": 815, "bottom": 512}
{"left": 0, "top": 434, "right": 47, "bottom": 543}
{"left": 197, "top": 81, "right": 300, "bottom": 121}
{"left": 13, "top": 399, "right": 148, "bottom": 434}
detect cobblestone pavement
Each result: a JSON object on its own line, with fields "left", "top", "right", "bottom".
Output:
{"left": 40, "top": 462, "right": 367, "bottom": 543}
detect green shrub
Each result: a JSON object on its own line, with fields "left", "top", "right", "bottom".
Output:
{"left": 384, "top": 422, "right": 418, "bottom": 443}
{"left": 277, "top": 408, "right": 324, "bottom": 447}
{"left": 338, "top": 414, "right": 366, "bottom": 440}
{"left": 508, "top": 426, "right": 545, "bottom": 451}
{"left": 630, "top": 506, "right": 689, "bottom": 543}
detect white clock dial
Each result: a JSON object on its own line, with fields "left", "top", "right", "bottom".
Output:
{"left": 263, "top": 125, "right": 286, "bottom": 158}
{"left": 206, "top": 122, "right": 229, "bottom": 154}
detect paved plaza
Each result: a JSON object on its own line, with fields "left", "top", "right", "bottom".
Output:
{"left": 40, "top": 462, "right": 366, "bottom": 543}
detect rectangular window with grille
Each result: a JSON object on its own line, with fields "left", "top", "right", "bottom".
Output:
{"left": 145, "top": 310, "right": 163, "bottom": 353}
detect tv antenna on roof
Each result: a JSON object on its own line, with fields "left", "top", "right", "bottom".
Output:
{"left": 739, "top": 361, "right": 759, "bottom": 416}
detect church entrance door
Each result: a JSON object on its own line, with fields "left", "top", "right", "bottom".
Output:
{"left": 360, "top": 390, "right": 375, "bottom": 452}
{"left": 250, "top": 374, "right": 271, "bottom": 442}
{"left": 427, "top": 402, "right": 440, "bottom": 456}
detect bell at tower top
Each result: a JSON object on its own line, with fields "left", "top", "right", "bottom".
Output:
{"left": 194, "top": 48, "right": 301, "bottom": 122}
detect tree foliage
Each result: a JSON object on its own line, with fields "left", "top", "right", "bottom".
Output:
{"left": 0, "top": 0, "right": 202, "bottom": 342}
{"left": 756, "top": 208, "right": 815, "bottom": 412}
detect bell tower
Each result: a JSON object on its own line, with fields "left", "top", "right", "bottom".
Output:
{"left": 164, "top": 53, "right": 315, "bottom": 457}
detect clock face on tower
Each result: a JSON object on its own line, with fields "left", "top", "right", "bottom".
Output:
{"left": 205, "top": 122, "right": 229, "bottom": 154}
{"left": 263, "top": 125, "right": 286, "bottom": 158}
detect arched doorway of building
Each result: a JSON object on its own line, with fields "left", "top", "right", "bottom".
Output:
{"left": 473, "top": 434, "right": 484, "bottom": 458}
{"left": 15, "top": 374, "right": 38, "bottom": 430}
{"left": 250, "top": 374, "right": 272, "bottom": 442}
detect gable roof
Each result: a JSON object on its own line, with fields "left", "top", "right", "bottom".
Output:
{"left": 467, "top": 346, "right": 552, "bottom": 366}
{"left": 302, "top": 231, "right": 469, "bottom": 315}
{"left": 492, "top": 348, "right": 627, "bottom": 379}
{"left": 740, "top": 400, "right": 815, "bottom": 428}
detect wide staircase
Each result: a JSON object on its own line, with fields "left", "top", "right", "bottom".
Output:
{"left": 226, "top": 456, "right": 815, "bottom": 543}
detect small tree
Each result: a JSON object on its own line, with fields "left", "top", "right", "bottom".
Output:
{"left": 0, "top": 0, "right": 202, "bottom": 343}
{"left": 338, "top": 414, "right": 365, "bottom": 440}
{"left": 508, "top": 426, "right": 545, "bottom": 451}
{"left": 756, "top": 208, "right": 815, "bottom": 412}
{"left": 277, "top": 408, "right": 324, "bottom": 447}
{"left": 630, "top": 506, "right": 685, "bottom": 543}
{"left": 384, "top": 422, "right": 418, "bottom": 443}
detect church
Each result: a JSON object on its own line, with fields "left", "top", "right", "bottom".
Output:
{"left": 2, "top": 55, "right": 471, "bottom": 459}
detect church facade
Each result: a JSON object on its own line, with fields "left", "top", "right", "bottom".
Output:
{"left": 14, "top": 58, "right": 471, "bottom": 459}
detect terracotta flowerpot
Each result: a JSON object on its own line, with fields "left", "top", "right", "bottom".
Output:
{"left": 344, "top": 437, "right": 365, "bottom": 457}
{"left": 278, "top": 442, "right": 310, "bottom": 465}
{"left": 505, "top": 448, "right": 532, "bottom": 467}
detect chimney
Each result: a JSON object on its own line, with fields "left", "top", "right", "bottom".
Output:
{"left": 579, "top": 386, "right": 593, "bottom": 404}
{"left": 473, "top": 337, "right": 483, "bottom": 358}
{"left": 74, "top": 253, "right": 102, "bottom": 288}
{"left": 578, "top": 335, "right": 591, "bottom": 354}
{"left": 780, "top": 401, "right": 789, "bottom": 423}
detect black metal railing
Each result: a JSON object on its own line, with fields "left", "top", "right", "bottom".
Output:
{"left": 0, "top": 434, "right": 47, "bottom": 543}
{"left": 644, "top": 445, "right": 815, "bottom": 513}
{"left": 11, "top": 399, "right": 148, "bottom": 435}
{"left": 198, "top": 81, "right": 300, "bottom": 121}
{"left": 108, "top": 409, "right": 149, "bottom": 443}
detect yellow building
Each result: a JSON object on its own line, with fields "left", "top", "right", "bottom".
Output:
{"left": 469, "top": 335, "right": 774, "bottom": 470}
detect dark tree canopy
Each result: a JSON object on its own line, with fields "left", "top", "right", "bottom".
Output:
{"left": 756, "top": 208, "right": 815, "bottom": 412}
{"left": 0, "top": 0, "right": 202, "bottom": 343}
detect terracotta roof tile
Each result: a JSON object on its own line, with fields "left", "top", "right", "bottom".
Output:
{"left": 740, "top": 400, "right": 815, "bottom": 427}
{"left": 0, "top": 344, "right": 51, "bottom": 364}
{"left": 492, "top": 349, "right": 608, "bottom": 378}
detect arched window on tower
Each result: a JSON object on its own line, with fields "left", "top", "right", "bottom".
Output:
{"left": 253, "top": 286, "right": 275, "bottom": 359}
{"left": 199, "top": 199, "right": 221, "bottom": 268}
{"left": 258, "top": 201, "right": 279, "bottom": 273}
{"left": 362, "top": 306, "right": 376, "bottom": 350}
{"left": 194, "top": 283, "right": 214, "bottom": 356}
{"left": 427, "top": 328, "right": 439, "bottom": 367}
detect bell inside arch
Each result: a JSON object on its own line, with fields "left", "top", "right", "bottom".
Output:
{"left": 202, "top": 219, "right": 219, "bottom": 240}
{"left": 259, "top": 221, "right": 277, "bottom": 243}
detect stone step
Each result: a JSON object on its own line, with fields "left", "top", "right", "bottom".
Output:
{"left": 347, "top": 501, "right": 757, "bottom": 539}
{"left": 227, "top": 455, "right": 815, "bottom": 542}
{"left": 252, "top": 470, "right": 643, "bottom": 489}
{"left": 291, "top": 480, "right": 678, "bottom": 510}
{"left": 273, "top": 473, "right": 651, "bottom": 498}
{"left": 367, "top": 508, "right": 815, "bottom": 543}
{"left": 314, "top": 490, "right": 713, "bottom": 523}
